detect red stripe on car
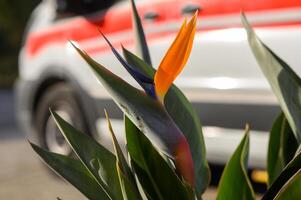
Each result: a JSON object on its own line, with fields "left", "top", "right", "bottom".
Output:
{"left": 26, "top": 0, "right": 301, "bottom": 57}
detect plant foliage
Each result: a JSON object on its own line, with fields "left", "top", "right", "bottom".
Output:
{"left": 30, "top": 2, "right": 301, "bottom": 200}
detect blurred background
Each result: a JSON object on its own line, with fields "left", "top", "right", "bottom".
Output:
{"left": 0, "top": 0, "right": 39, "bottom": 88}
{"left": 0, "top": 1, "right": 85, "bottom": 199}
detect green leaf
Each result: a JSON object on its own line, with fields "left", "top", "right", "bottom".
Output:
{"left": 50, "top": 110, "right": 122, "bottom": 200}
{"left": 123, "top": 47, "right": 154, "bottom": 78}
{"left": 296, "top": 144, "right": 301, "bottom": 156}
{"left": 123, "top": 47, "right": 210, "bottom": 195}
{"left": 105, "top": 111, "right": 132, "bottom": 179}
{"left": 274, "top": 169, "right": 301, "bottom": 200}
{"left": 165, "top": 85, "right": 210, "bottom": 195}
{"left": 242, "top": 13, "right": 301, "bottom": 142}
{"left": 104, "top": 111, "right": 141, "bottom": 200}
{"left": 71, "top": 43, "right": 187, "bottom": 160}
{"left": 263, "top": 150, "right": 301, "bottom": 200}
{"left": 117, "top": 165, "right": 141, "bottom": 200}
{"left": 216, "top": 126, "right": 255, "bottom": 200}
{"left": 130, "top": 0, "right": 152, "bottom": 66}
{"left": 125, "top": 116, "right": 194, "bottom": 200}
{"left": 268, "top": 113, "right": 299, "bottom": 186}
{"left": 30, "top": 142, "right": 109, "bottom": 200}
{"left": 130, "top": 160, "right": 159, "bottom": 200}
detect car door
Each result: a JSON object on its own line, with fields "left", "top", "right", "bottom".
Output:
{"left": 241, "top": 0, "right": 301, "bottom": 74}
{"left": 25, "top": 0, "right": 135, "bottom": 93}
{"left": 173, "top": 0, "right": 301, "bottom": 131}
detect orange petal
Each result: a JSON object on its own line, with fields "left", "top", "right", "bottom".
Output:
{"left": 154, "top": 12, "right": 198, "bottom": 101}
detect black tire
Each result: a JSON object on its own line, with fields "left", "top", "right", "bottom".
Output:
{"left": 34, "top": 83, "right": 87, "bottom": 156}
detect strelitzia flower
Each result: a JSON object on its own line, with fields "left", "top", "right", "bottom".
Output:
{"left": 155, "top": 12, "right": 197, "bottom": 102}
{"left": 99, "top": 12, "right": 198, "bottom": 187}
{"left": 100, "top": 12, "right": 197, "bottom": 102}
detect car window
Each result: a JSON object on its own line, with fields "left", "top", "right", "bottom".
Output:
{"left": 56, "top": 0, "right": 123, "bottom": 17}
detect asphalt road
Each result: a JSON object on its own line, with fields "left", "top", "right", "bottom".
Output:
{"left": 0, "top": 90, "right": 85, "bottom": 199}
{"left": 0, "top": 90, "right": 216, "bottom": 199}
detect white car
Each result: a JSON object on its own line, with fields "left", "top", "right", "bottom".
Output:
{"left": 16, "top": 0, "right": 301, "bottom": 171}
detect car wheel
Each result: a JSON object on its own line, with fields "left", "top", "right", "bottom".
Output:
{"left": 35, "top": 83, "right": 87, "bottom": 155}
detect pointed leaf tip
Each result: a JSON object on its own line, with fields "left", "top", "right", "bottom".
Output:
{"left": 104, "top": 109, "right": 123, "bottom": 160}
{"left": 30, "top": 142, "right": 111, "bottom": 200}
{"left": 50, "top": 110, "right": 123, "bottom": 199}
{"left": 130, "top": 0, "right": 152, "bottom": 66}
{"left": 99, "top": 31, "right": 156, "bottom": 97}
{"left": 242, "top": 10, "right": 301, "bottom": 142}
{"left": 99, "top": 30, "right": 152, "bottom": 83}
{"left": 241, "top": 12, "right": 253, "bottom": 36}
{"left": 217, "top": 127, "right": 255, "bottom": 200}
{"left": 105, "top": 111, "right": 142, "bottom": 200}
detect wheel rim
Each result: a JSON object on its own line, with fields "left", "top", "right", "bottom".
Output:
{"left": 45, "top": 107, "right": 73, "bottom": 155}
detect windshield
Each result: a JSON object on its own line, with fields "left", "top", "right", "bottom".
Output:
{"left": 55, "top": 0, "right": 122, "bottom": 16}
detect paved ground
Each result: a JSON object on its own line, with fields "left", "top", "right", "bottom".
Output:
{"left": 0, "top": 137, "right": 85, "bottom": 200}
{"left": 0, "top": 90, "right": 216, "bottom": 199}
{"left": 0, "top": 90, "right": 84, "bottom": 199}
{"left": 0, "top": 90, "right": 15, "bottom": 129}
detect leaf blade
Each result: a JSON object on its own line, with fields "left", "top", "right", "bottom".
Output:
{"left": 51, "top": 110, "right": 122, "bottom": 200}
{"left": 123, "top": 47, "right": 210, "bottom": 195}
{"left": 116, "top": 164, "right": 141, "bottom": 200}
{"left": 263, "top": 150, "right": 301, "bottom": 200}
{"left": 104, "top": 111, "right": 141, "bottom": 200}
{"left": 30, "top": 142, "right": 109, "bottom": 200}
{"left": 130, "top": 0, "right": 152, "bottom": 66}
{"left": 125, "top": 116, "right": 194, "bottom": 200}
{"left": 216, "top": 126, "right": 255, "bottom": 200}
{"left": 274, "top": 169, "right": 301, "bottom": 200}
{"left": 267, "top": 113, "right": 299, "bottom": 186}
{"left": 71, "top": 43, "right": 187, "bottom": 161}
{"left": 242, "top": 13, "right": 301, "bottom": 142}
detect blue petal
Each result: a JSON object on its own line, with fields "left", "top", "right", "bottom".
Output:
{"left": 99, "top": 30, "right": 156, "bottom": 98}
{"left": 99, "top": 31, "right": 153, "bottom": 84}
